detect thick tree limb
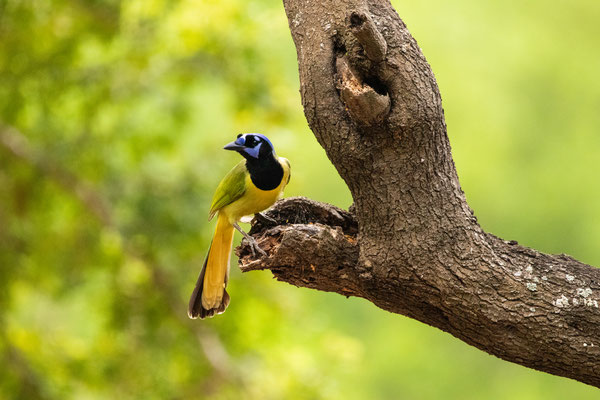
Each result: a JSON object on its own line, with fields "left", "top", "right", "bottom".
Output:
{"left": 237, "top": 0, "right": 600, "bottom": 388}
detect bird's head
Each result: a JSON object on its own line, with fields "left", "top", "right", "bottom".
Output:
{"left": 223, "top": 133, "right": 276, "bottom": 160}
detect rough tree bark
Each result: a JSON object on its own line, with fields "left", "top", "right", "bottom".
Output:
{"left": 237, "top": 0, "right": 600, "bottom": 387}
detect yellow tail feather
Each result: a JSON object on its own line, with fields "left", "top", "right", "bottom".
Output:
{"left": 188, "top": 212, "right": 234, "bottom": 319}
{"left": 203, "top": 212, "right": 234, "bottom": 308}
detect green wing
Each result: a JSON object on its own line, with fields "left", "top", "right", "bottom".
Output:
{"left": 208, "top": 160, "right": 247, "bottom": 220}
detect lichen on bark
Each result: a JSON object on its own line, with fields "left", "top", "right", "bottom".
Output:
{"left": 237, "top": 0, "right": 600, "bottom": 388}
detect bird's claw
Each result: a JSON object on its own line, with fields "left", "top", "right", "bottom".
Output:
{"left": 245, "top": 236, "right": 267, "bottom": 258}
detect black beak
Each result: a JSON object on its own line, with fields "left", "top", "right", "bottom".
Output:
{"left": 223, "top": 141, "right": 245, "bottom": 151}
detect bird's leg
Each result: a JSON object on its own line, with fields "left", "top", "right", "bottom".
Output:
{"left": 233, "top": 222, "right": 267, "bottom": 257}
{"left": 254, "top": 212, "right": 277, "bottom": 226}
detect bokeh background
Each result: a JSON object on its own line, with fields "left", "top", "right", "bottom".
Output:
{"left": 1, "top": 0, "right": 599, "bottom": 398}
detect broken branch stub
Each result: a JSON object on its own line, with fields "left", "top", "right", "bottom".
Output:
{"left": 349, "top": 11, "right": 387, "bottom": 62}
{"left": 267, "top": 0, "right": 600, "bottom": 388}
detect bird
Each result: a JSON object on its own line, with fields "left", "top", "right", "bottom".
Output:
{"left": 188, "top": 133, "right": 291, "bottom": 319}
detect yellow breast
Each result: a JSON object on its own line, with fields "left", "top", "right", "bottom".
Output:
{"left": 221, "top": 157, "right": 290, "bottom": 224}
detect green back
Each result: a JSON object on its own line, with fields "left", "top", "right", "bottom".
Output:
{"left": 208, "top": 160, "right": 248, "bottom": 219}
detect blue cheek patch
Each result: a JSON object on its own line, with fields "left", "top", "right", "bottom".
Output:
{"left": 253, "top": 134, "right": 274, "bottom": 151}
{"left": 244, "top": 142, "right": 262, "bottom": 159}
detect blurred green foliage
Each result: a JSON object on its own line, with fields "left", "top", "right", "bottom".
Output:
{"left": 0, "top": 0, "right": 599, "bottom": 398}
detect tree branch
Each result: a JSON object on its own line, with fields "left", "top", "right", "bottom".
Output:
{"left": 237, "top": 0, "right": 600, "bottom": 388}
{"left": 238, "top": 197, "right": 361, "bottom": 296}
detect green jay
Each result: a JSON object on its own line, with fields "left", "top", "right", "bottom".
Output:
{"left": 188, "top": 133, "right": 291, "bottom": 319}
